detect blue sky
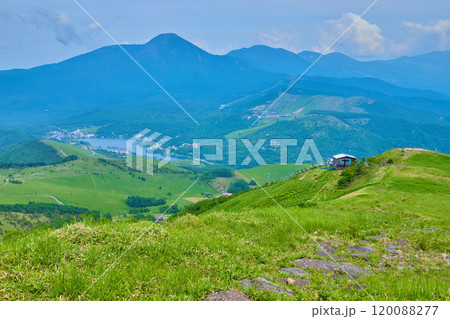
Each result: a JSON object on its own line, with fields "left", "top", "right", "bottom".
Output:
{"left": 0, "top": 0, "right": 449, "bottom": 70}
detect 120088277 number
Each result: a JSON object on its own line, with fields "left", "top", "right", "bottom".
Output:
{"left": 372, "top": 305, "right": 438, "bottom": 316}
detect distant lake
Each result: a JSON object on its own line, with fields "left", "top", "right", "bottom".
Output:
{"left": 79, "top": 138, "right": 181, "bottom": 160}
{"left": 79, "top": 138, "right": 126, "bottom": 150}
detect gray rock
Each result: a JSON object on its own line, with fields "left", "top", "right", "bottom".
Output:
{"left": 295, "top": 279, "right": 310, "bottom": 287}
{"left": 332, "top": 274, "right": 352, "bottom": 279}
{"left": 368, "top": 234, "right": 388, "bottom": 239}
{"left": 385, "top": 245, "right": 397, "bottom": 254}
{"left": 294, "top": 258, "right": 338, "bottom": 272}
{"left": 349, "top": 252, "right": 370, "bottom": 260}
{"left": 316, "top": 250, "right": 345, "bottom": 261}
{"left": 347, "top": 246, "right": 377, "bottom": 254}
{"left": 204, "top": 290, "right": 250, "bottom": 301}
{"left": 321, "top": 245, "right": 338, "bottom": 252}
{"left": 293, "top": 258, "right": 369, "bottom": 276}
{"left": 280, "top": 268, "right": 310, "bottom": 277}
{"left": 331, "top": 273, "right": 366, "bottom": 280}
{"left": 318, "top": 241, "right": 340, "bottom": 251}
{"left": 340, "top": 263, "right": 370, "bottom": 276}
{"left": 396, "top": 238, "right": 408, "bottom": 245}
{"left": 278, "top": 278, "right": 310, "bottom": 286}
{"left": 361, "top": 240, "right": 370, "bottom": 245}
{"left": 240, "top": 278, "right": 294, "bottom": 296}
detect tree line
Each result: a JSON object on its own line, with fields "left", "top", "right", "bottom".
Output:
{"left": 126, "top": 196, "right": 167, "bottom": 208}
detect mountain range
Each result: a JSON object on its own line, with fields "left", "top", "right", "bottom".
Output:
{"left": 228, "top": 46, "right": 450, "bottom": 95}
{"left": 0, "top": 33, "right": 449, "bottom": 160}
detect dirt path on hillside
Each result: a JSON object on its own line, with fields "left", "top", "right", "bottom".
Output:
{"left": 0, "top": 179, "right": 8, "bottom": 188}
{"left": 91, "top": 174, "right": 97, "bottom": 190}
{"left": 41, "top": 194, "right": 64, "bottom": 205}
{"left": 311, "top": 184, "right": 327, "bottom": 201}
{"left": 59, "top": 148, "right": 67, "bottom": 157}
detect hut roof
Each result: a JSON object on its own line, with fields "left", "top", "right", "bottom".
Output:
{"left": 332, "top": 154, "right": 357, "bottom": 160}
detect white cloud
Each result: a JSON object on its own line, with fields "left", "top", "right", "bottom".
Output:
{"left": 402, "top": 19, "right": 450, "bottom": 52}
{"left": 30, "top": 7, "right": 100, "bottom": 46}
{"left": 314, "top": 12, "right": 387, "bottom": 57}
{"left": 258, "top": 29, "right": 301, "bottom": 52}
{"left": 314, "top": 13, "right": 450, "bottom": 59}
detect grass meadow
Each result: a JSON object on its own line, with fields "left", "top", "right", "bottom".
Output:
{"left": 0, "top": 158, "right": 217, "bottom": 213}
{"left": 0, "top": 149, "right": 448, "bottom": 300}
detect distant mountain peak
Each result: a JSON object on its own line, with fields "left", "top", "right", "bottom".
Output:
{"left": 142, "top": 33, "right": 206, "bottom": 56}
{"left": 146, "top": 33, "right": 190, "bottom": 46}
{"left": 227, "top": 45, "right": 297, "bottom": 57}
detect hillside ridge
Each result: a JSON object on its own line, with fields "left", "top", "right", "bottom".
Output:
{"left": 0, "top": 149, "right": 447, "bottom": 301}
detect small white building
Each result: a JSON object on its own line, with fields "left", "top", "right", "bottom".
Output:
{"left": 332, "top": 154, "right": 356, "bottom": 170}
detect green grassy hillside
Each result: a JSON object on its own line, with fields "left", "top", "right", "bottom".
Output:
{"left": 0, "top": 203, "right": 105, "bottom": 239}
{"left": 0, "top": 149, "right": 448, "bottom": 301}
{"left": 206, "top": 164, "right": 309, "bottom": 194}
{"left": 214, "top": 149, "right": 450, "bottom": 214}
{"left": 236, "top": 163, "right": 310, "bottom": 185}
{"left": 44, "top": 140, "right": 93, "bottom": 158}
{"left": 0, "top": 140, "right": 63, "bottom": 165}
{"left": 0, "top": 130, "right": 31, "bottom": 148}
{"left": 0, "top": 157, "right": 218, "bottom": 214}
